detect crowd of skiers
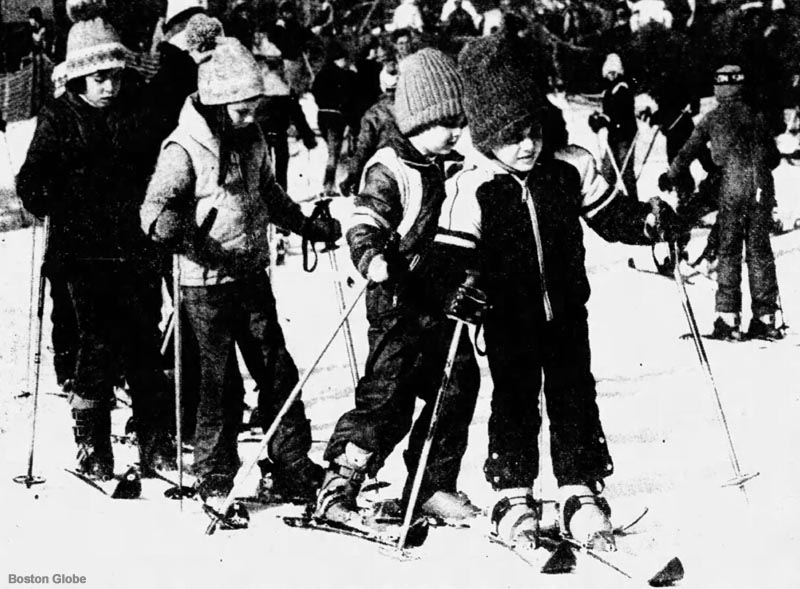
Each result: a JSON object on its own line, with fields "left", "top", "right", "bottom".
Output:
{"left": 16, "top": 0, "right": 786, "bottom": 547}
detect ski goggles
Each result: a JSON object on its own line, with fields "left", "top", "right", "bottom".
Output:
{"left": 714, "top": 71, "right": 745, "bottom": 85}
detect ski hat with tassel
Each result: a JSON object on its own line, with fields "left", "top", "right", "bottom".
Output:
{"left": 63, "top": 0, "right": 130, "bottom": 81}
{"left": 185, "top": 13, "right": 264, "bottom": 105}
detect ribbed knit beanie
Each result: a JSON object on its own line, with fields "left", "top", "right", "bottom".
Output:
{"left": 458, "top": 34, "right": 548, "bottom": 155}
{"left": 394, "top": 48, "right": 464, "bottom": 135}
{"left": 63, "top": 0, "right": 130, "bottom": 81}
{"left": 186, "top": 14, "right": 265, "bottom": 105}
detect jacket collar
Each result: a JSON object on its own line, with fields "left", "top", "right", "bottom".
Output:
{"left": 390, "top": 133, "right": 442, "bottom": 169}
{"left": 176, "top": 94, "right": 220, "bottom": 155}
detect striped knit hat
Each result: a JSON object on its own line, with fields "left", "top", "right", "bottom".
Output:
{"left": 63, "top": 0, "right": 130, "bottom": 82}
{"left": 186, "top": 14, "right": 264, "bottom": 105}
{"left": 394, "top": 49, "right": 464, "bottom": 135}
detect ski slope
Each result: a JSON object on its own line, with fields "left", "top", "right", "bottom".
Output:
{"left": 1, "top": 97, "right": 799, "bottom": 589}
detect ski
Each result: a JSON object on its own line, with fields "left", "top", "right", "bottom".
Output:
{"left": 64, "top": 465, "right": 142, "bottom": 499}
{"left": 283, "top": 508, "right": 429, "bottom": 559}
{"left": 541, "top": 533, "right": 684, "bottom": 587}
{"left": 627, "top": 258, "right": 700, "bottom": 283}
{"left": 488, "top": 502, "right": 650, "bottom": 575}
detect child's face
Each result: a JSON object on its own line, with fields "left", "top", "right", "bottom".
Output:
{"left": 226, "top": 97, "right": 261, "bottom": 129}
{"left": 415, "top": 125, "right": 463, "bottom": 156}
{"left": 81, "top": 68, "right": 122, "bottom": 109}
{"left": 491, "top": 125, "right": 543, "bottom": 172}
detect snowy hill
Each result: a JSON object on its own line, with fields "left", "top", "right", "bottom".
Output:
{"left": 2, "top": 97, "right": 800, "bottom": 589}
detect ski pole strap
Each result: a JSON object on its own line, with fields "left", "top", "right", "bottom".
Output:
{"left": 302, "top": 199, "right": 332, "bottom": 272}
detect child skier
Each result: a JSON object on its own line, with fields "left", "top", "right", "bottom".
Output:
{"left": 660, "top": 64, "right": 783, "bottom": 341}
{"left": 430, "top": 34, "right": 677, "bottom": 548}
{"left": 140, "top": 26, "right": 341, "bottom": 522}
{"left": 315, "top": 48, "right": 482, "bottom": 527}
{"left": 17, "top": 0, "right": 175, "bottom": 480}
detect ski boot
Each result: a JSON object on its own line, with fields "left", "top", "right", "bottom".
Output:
{"left": 198, "top": 475, "right": 249, "bottom": 530}
{"left": 257, "top": 456, "right": 324, "bottom": 505}
{"left": 491, "top": 488, "right": 541, "bottom": 546}
{"left": 558, "top": 484, "right": 614, "bottom": 551}
{"left": 314, "top": 443, "right": 372, "bottom": 527}
{"left": 746, "top": 314, "right": 784, "bottom": 341}
{"left": 71, "top": 407, "right": 114, "bottom": 481}
{"left": 421, "top": 490, "right": 482, "bottom": 526}
{"left": 137, "top": 426, "right": 177, "bottom": 477}
{"left": 709, "top": 315, "right": 744, "bottom": 342}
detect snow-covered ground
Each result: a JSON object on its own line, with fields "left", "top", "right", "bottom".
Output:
{"left": 2, "top": 98, "right": 800, "bottom": 589}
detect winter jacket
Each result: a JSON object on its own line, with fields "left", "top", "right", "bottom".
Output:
{"left": 312, "top": 62, "right": 358, "bottom": 120}
{"left": 141, "top": 96, "right": 307, "bottom": 287}
{"left": 431, "top": 149, "right": 655, "bottom": 327}
{"left": 342, "top": 93, "right": 402, "bottom": 191}
{"left": 666, "top": 97, "right": 780, "bottom": 206}
{"left": 18, "top": 90, "right": 159, "bottom": 270}
{"left": 602, "top": 77, "right": 638, "bottom": 144}
{"left": 347, "top": 134, "right": 454, "bottom": 319}
{"left": 256, "top": 69, "right": 315, "bottom": 142}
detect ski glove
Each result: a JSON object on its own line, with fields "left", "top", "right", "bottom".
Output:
{"left": 588, "top": 112, "right": 610, "bottom": 134}
{"left": 445, "top": 271, "right": 488, "bottom": 326}
{"left": 657, "top": 172, "right": 673, "bottom": 192}
{"left": 303, "top": 213, "right": 342, "bottom": 243}
{"left": 645, "top": 197, "right": 680, "bottom": 243}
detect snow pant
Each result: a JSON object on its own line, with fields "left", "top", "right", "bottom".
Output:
{"left": 318, "top": 110, "right": 345, "bottom": 192}
{"left": 181, "top": 271, "right": 312, "bottom": 494}
{"left": 602, "top": 137, "right": 638, "bottom": 202}
{"left": 45, "top": 267, "right": 78, "bottom": 386}
{"left": 66, "top": 263, "right": 170, "bottom": 432}
{"left": 715, "top": 192, "right": 779, "bottom": 317}
{"left": 324, "top": 311, "right": 480, "bottom": 505}
{"left": 483, "top": 309, "right": 613, "bottom": 490}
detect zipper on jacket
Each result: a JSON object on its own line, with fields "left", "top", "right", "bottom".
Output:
{"left": 519, "top": 178, "right": 554, "bottom": 322}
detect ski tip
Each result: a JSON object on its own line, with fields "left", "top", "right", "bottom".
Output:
{"left": 627, "top": 257, "right": 636, "bottom": 269}
{"left": 541, "top": 542, "right": 577, "bottom": 574}
{"left": 648, "top": 557, "right": 684, "bottom": 587}
{"left": 111, "top": 466, "right": 142, "bottom": 499}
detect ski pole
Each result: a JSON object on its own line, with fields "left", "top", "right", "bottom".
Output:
{"left": 618, "top": 127, "right": 640, "bottom": 180}
{"left": 635, "top": 127, "right": 660, "bottom": 181}
{"left": 14, "top": 217, "right": 50, "bottom": 488}
{"left": 397, "top": 319, "right": 465, "bottom": 549}
{"left": 205, "top": 280, "right": 369, "bottom": 535}
{"left": 599, "top": 136, "right": 629, "bottom": 195}
{"left": 172, "top": 254, "right": 186, "bottom": 506}
{"left": 670, "top": 242, "right": 758, "bottom": 500}
{"left": 327, "top": 247, "right": 359, "bottom": 389}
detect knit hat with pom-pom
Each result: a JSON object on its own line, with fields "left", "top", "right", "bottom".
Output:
{"left": 63, "top": 0, "right": 130, "bottom": 81}
{"left": 186, "top": 13, "right": 264, "bottom": 105}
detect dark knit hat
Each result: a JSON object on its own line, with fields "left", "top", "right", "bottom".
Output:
{"left": 458, "top": 34, "right": 549, "bottom": 155}
{"left": 394, "top": 48, "right": 464, "bottom": 135}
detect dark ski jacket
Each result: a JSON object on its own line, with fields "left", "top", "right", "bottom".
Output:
{"left": 430, "top": 148, "right": 656, "bottom": 329}
{"left": 666, "top": 97, "right": 780, "bottom": 206}
{"left": 17, "top": 90, "right": 159, "bottom": 270}
{"left": 347, "top": 133, "right": 456, "bottom": 320}
{"left": 602, "top": 77, "right": 638, "bottom": 145}
{"left": 342, "top": 93, "right": 402, "bottom": 191}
